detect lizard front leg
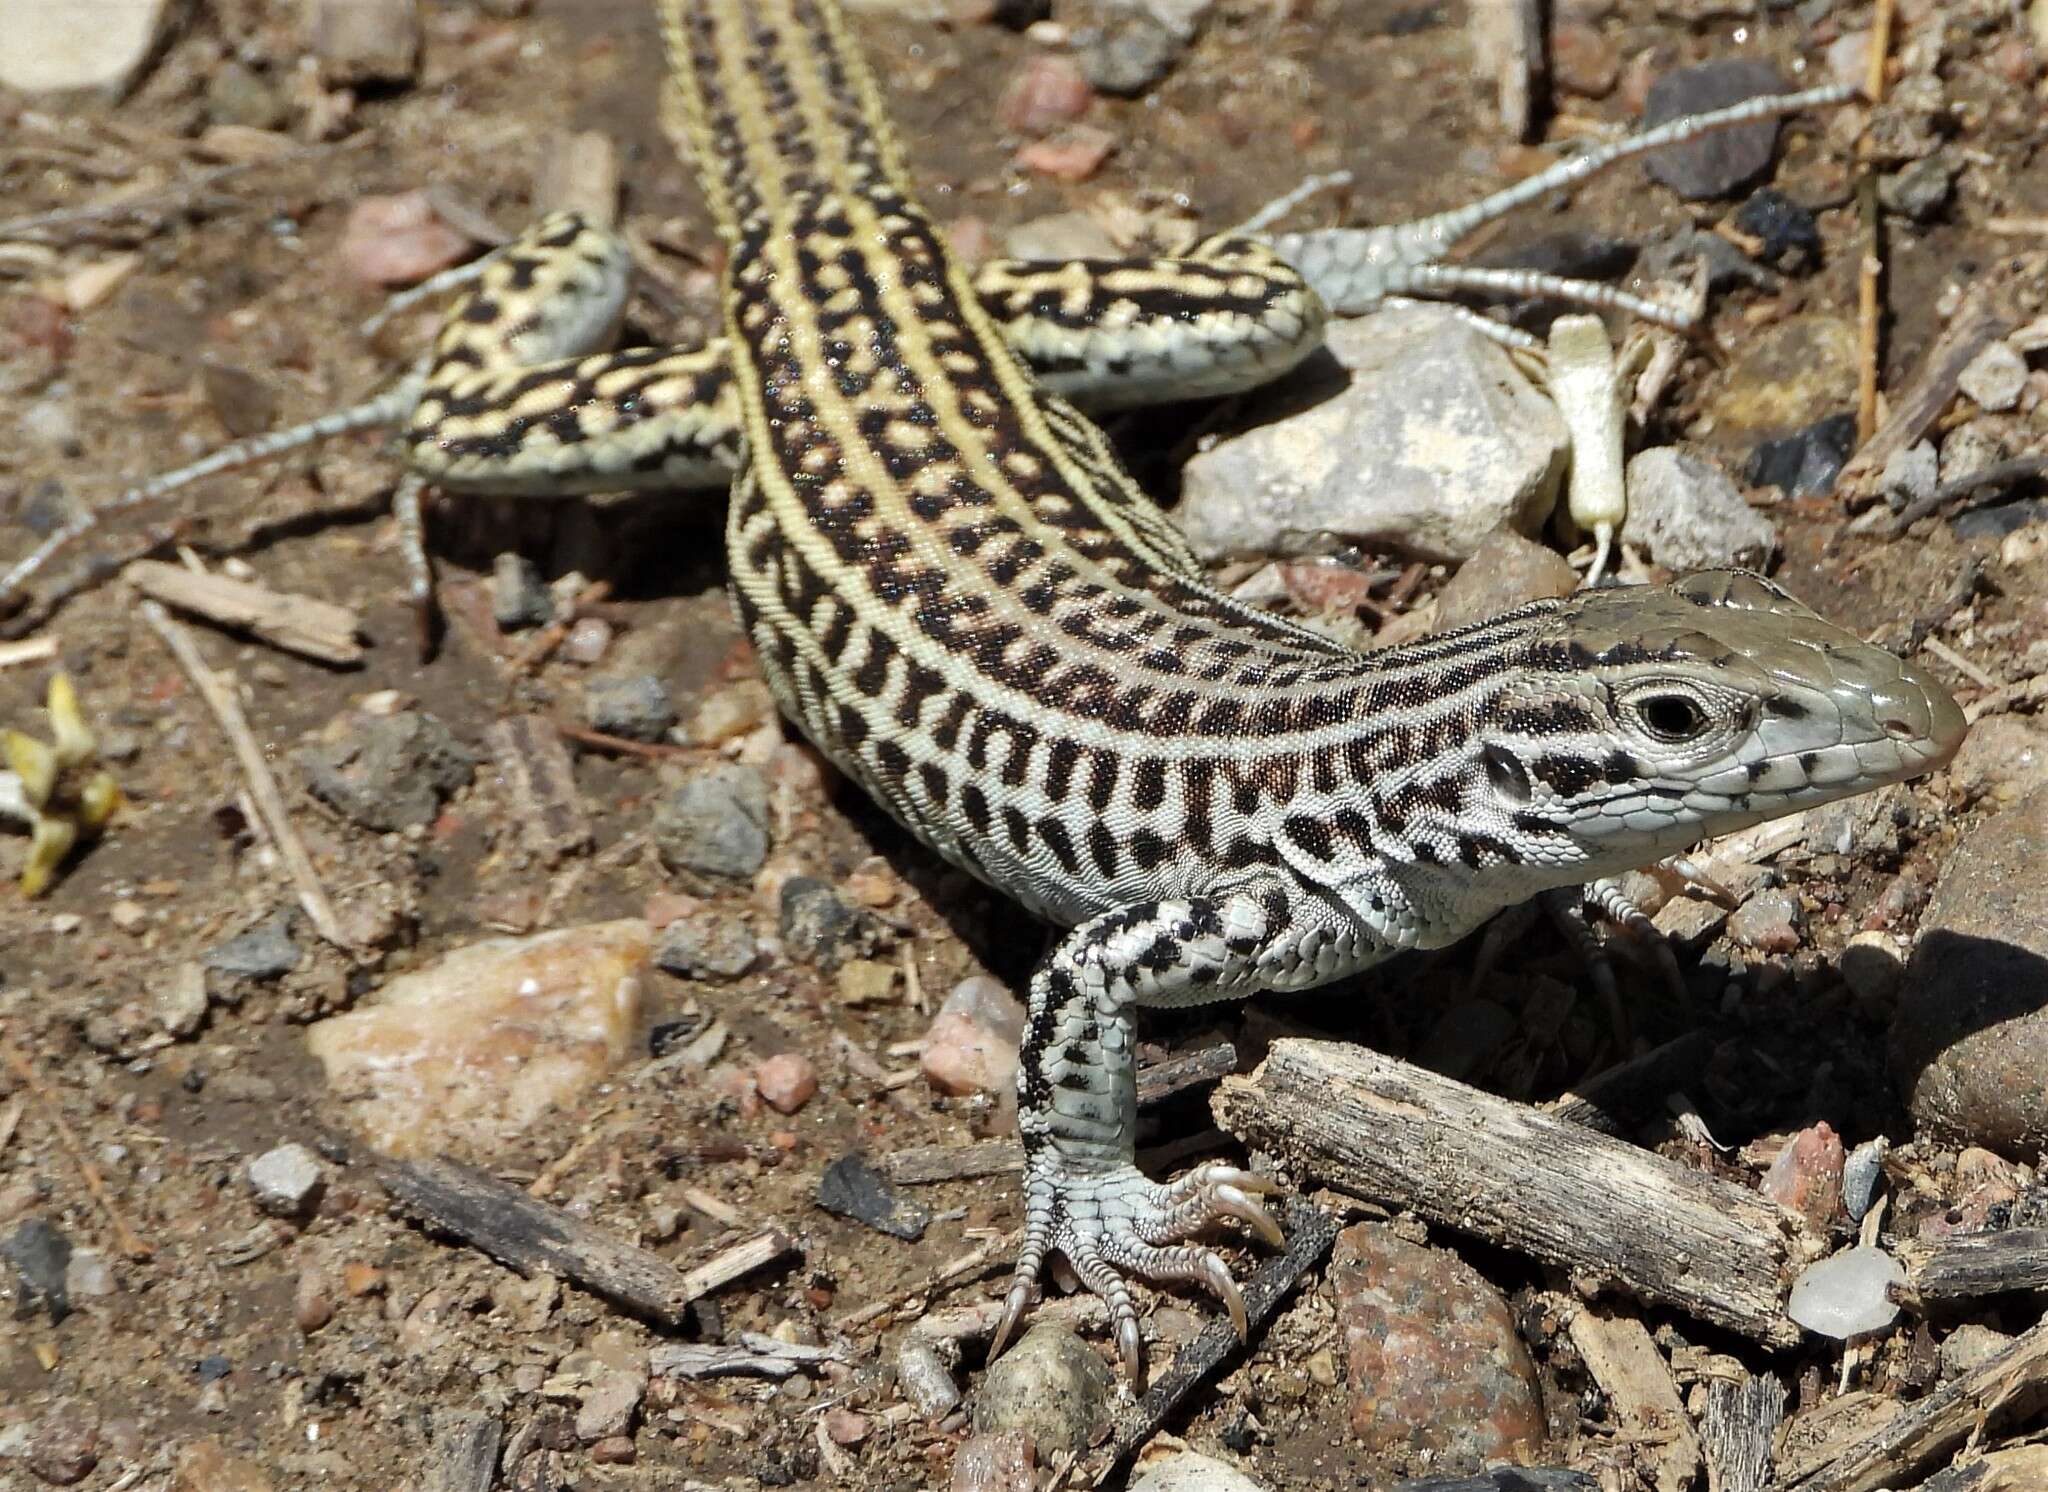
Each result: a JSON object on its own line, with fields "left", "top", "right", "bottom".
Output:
{"left": 993, "top": 889, "right": 1320, "bottom": 1381}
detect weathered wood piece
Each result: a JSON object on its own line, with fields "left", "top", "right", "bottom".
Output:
{"left": 1214, "top": 1040, "right": 1812, "bottom": 1345}
{"left": 429, "top": 1410, "right": 502, "bottom": 1492}
{"left": 1133, "top": 1039, "right": 1238, "bottom": 1108}
{"left": 1772, "top": 1318, "right": 2048, "bottom": 1492}
{"left": 126, "top": 558, "right": 365, "bottom": 665}
{"left": 484, "top": 714, "right": 593, "bottom": 864}
{"left": 1905, "top": 1446, "right": 2048, "bottom": 1492}
{"left": 1702, "top": 1373, "right": 1787, "bottom": 1492}
{"left": 1837, "top": 289, "right": 2012, "bottom": 505}
{"left": 1898, "top": 1228, "right": 2048, "bottom": 1303}
{"left": 1567, "top": 1308, "right": 1702, "bottom": 1492}
{"left": 882, "top": 1138, "right": 1024, "bottom": 1185}
{"left": 377, "top": 1155, "right": 794, "bottom": 1327}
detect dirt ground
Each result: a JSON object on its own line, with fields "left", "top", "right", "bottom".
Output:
{"left": 2, "top": 0, "right": 2046, "bottom": 1488}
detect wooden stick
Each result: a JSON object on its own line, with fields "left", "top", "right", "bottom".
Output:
{"left": 882, "top": 1139, "right": 1025, "bottom": 1186}
{"left": 1567, "top": 1308, "right": 1701, "bottom": 1492}
{"left": 1854, "top": 175, "right": 1884, "bottom": 447}
{"left": 1898, "top": 1229, "right": 2048, "bottom": 1304}
{"left": 0, "top": 637, "right": 60, "bottom": 669}
{"left": 0, "top": 1032, "right": 152, "bottom": 1259}
{"left": 124, "top": 559, "right": 364, "bottom": 666}
{"left": 1214, "top": 1040, "right": 1813, "bottom": 1346}
{"left": 1703, "top": 1373, "right": 1786, "bottom": 1492}
{"left": 140, "top": 600, "right": 349, "bottom": 949}
{"left": 375, "top": 1154, "right": 794, "bottom": 1327}
{"left": 485, "top": 715, "right": 592, "bottom": 864}
{"left": 1836, "top": 289, "right": 2014, "bottom": 504}
{"left": 1773, "top": 1318, "right": 2048, "bottom": 1492}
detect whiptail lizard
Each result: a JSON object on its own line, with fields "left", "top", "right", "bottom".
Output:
{"left": 8, "top": 0, "right": 1962, "bottom": 1378}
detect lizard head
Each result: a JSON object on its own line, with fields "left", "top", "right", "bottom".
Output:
{"left": 1472, "top": 569, "right": 1966, "bottom": 875}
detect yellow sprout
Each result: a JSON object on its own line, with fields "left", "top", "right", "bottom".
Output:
{"left": 4, "top": 672, "right": 121, "bottom": 896}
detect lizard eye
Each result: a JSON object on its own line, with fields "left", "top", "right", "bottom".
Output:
{"left": 1635, "top": 692, "right": 1709, "bottom": 742}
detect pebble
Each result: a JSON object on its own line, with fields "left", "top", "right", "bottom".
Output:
{"left": 170, "top": 1436, "right": 275, "bottom": 1492}
{"left": 1015, "top": 126, "right": 1118, "bottom": 181}
{"left": 584, "top": 674, "right": 679, "bottom": 743}
{"left": 1432, "top": 528, "right": 1577, "bottom": 634}
{"left": 652, "top": 763, "right": 772, "bottom": 880}
{"left": 1003, "top": 210, "right": 1122, "bottom": 263}
{"left": 817, "top": 1153, "right": 931, "bottom": 1240}
{"left": 1939, "top": 1323, "right": 2012, "bottom": 1380}
{"left": 1071, "top": 2, "right": 1187, "bottom": 96}
{"left": 337, "top": 191, "right": 473, "bottom": 288}
{"left": 1892, "top": 789, "right": 2048, "bottom": 1160}
{"left": 296, "top": 708, "right": 477, "bottom": 831}
{"left": 654, "top": 914, "right": 758, "bottom": 980}
{"left": 294, "top": 1267, "right": 335, "bottom": 1333}
{"left": 1641, "top": 62, "right": 1794, "bottom": 200}
{"left": 2, "top": 1217, "right": 73, "bottom": 1324}
{"left": 1761, "top": 1122, "right": 1844, "bottom": 1231}
{"left": 1842, "top": 1137, "right": 1889, "bottom": 1224}
{"left": 1877, "top": 152, "right": 1956, "bottom": 223}
{"left": 109, "top": 899, "right": 146, "bottom": 933}
{"left": 755, "top": 1052, "right": 820, "bottom": 1114}
{"left": 155, "top": 962, "right": 210, "bottom": 1039}
{"left": 1734, "top": 188, "right": 1821, "bottom": 271}
{"left": 949, "top": 1430, "right": 1035, "bottom": 1492}
{"left": 561, "top": 615, "right": 613, "bottom": 664}
{"left": 1623, "top": 447, "right": 1778, "bottom": 571}
{"left": 1878, "top": 440, "right": 1939, "bottom": 511}
{"left": 0, "top": 0, "right": 171, "bottom": 94}
{"left": 247, "top": 1143, "right": 327, "bottom": 1219}
{"left": 1950, "top": 715, "right": 2048, "bottom": 808}
{"left": 1177, "top": 306, "right": 1565, "bottom": 564}
{"left": 491, "top": 553, "right": 553, "bottom": 629}
{"left": 971, "top": 1322, "right": 1116, "bottom": 1459}
{"left": 1331, "top": 1223, "right": 1546, "bottom": 1470}
{"left": 999, "top": 53, "right": 1094, "bottom": 134}
{"left": 1128, "top": 1450, "right": 1269, "bottom": 1491}
{"left": 304, "top": 0, "right": 421, "bottom": 86}
{"left": 24, "top": 1411, "right": 98, "bottom": 1487}
{"left": 1549, "top": 20, "right": 1618, "bottom": 98}
{"left": 304, "top": 920, "right": 651, "bottom": 1159}
{"left": 1744, "top": 412, "right": 1858, "bottom": 499}
{"left": 204, "top": 908, "right": 302, "bottom": 982}
{"left": 779, "top": 877, "right": 885, "bottom": 971}
{"left": 1839, "top": 931, "right": 1907, "bottom": 1008}
{"left": 574, "top": 1369, "right": 646, "bottom": 1443}
{"left": 1959, "top": 341, "right": 2028, "bottom": 414}
{"left": 836, "top": 958, "right": 900, "bottom": 1006}
{"left": 62, "top": 1248, "right": 115, "bottom": 1301}
{"left": 1786, "top": 1245, "right": 1904, "bottom": 1338}
{"left": 1710, "top": 315, "right": 1857, "bottom": 440}
{"left": 921, "top": 974, "right": 1027, "bottom": 1096}
{"left": 686, "top": 679, "right": 777, "bottom": 747}
{"left": 1728, "top": 889, "right": 1804, "bottom": 955}
{"left": 1939, "top": 416, "right": 2021, "bottom": 489}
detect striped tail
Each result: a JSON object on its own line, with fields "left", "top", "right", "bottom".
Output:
{"left": 656, "top": 0, "right": 914, "bottom": 235}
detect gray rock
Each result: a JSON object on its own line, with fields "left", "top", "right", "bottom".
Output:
{"left": 817, "top": 1153, "right": 931, "bottom": 1240}
{"left": 1642, "top": 62, "right": 1793, "bottom": 200}
{"left": 248, "top": 1143, "right": 327, "bottom": 1219}
{"left": 779, "top": 877, "right": 884, "bottom": 970}
{"left": 1745, "top": 413, "right": 1857, "bottom": 499}
{"left": 972, "top": 1321, "right": 1117, "bottom": 1459}
{"left": 297, "top": 709, "right": 477, "bottom": 831}
{"left": 1070, "top": 0, "right": 1208, "bottom": 96}
{"left": 1939, "top": 1323, "right": 2012, "bottom": 1380}
{"left": 1877, "top": 152, "right": 1956, "bottom": 223}
{"left": 1, "top": 1217, "right": 72, "bottom": 1323}
{"left": 0, "top": 0, "right": 172, "bottom": 94}
{"left": 204, "top": 908, "right": 302, "bottom": 981}
{"left": 305, "top": 0, "right": 420, "bottom": 86}
{"left": 1177, "top": 306, "right": 1566, "bottom": 564}
{"left": 1128, "top": 1451, "right": 1269, "bottom": 1492}
{"left": 1641, "top": 228, "right": 1776, "bottom": 294}
{"left": 654, "top": 915, "right": 758, "bottom": 980}
{"left": 651, "top": 763, "right": 771, "bottom": 880}
{"left": 1623, "top": 447, "right": 1778, "bottom": 571}
{"left": 154, "top": 961, "right": 210, "bottom": 1038}
{"left": 574, "top": 1369, "right": 645, "bottom": 1443}
{"left": 1878, "top": 440, "right": 1939, "bottom": 511}
{"left": 1892, "top": 788, "right": 2048, "bottom": 1161}
{"left": 1940, "top": 416, "right": 2021, "bottom": 488}
{"left": 1433, "top": 527, "right": 1577, "bottom": 634}
{"left": 584, "top": 674, "right": 679, "bottom": 743}
{"left": 62, "top": 1248, "right": 115, "bottom": 1301}
{"left": 1958, "top": 341, "right": 2028, "bottom": 414}
{"left": 491, "top": 552, "right": 553, "bottom": 629}
{"left": 1728, "top": 889, "right": 1804, "bottom": 955}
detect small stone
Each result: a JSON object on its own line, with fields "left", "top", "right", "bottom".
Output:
{"left": 836, "top": 959, "right": 900, "bottom": 1007}
{"left": 1549, "top": 19, "right": 1618, "bottom": 98}
{"left": 999, "top": 53, "right": 1093, "bottom": 134}
{"left": 1728, "top": 889, "right": 1804, "bottom": 955}
{"left": 687, "top": 679, "right": 777, "bottom": 746}
{"left": 1877, "top": 153, "right": 1956, "bottom": 223}
{"left": 1332, "top": 1223, "right": 1545, "bottom": 1469}
{"left": 204, "top": 908, "right": 302, "bottom": 981}
{"left": 1073, "top": 4, "right": 1186, "bottom": 96}
{"left": 779, "top": 877, "right": 884, "bottom": 970}
{"left": 1642, "top": 62, "right": 1795, "bottom": 200}
{"left": 1839, "top": 931, "right": 1907, "bottom": 1007}
{"left": 1002, "top": 210, "right": 1121, "bottom": 263}
{"left": 588, "top": 1436, "right": 635, "bottom": 1465}
{"left": 1786, "top": 1246, "right": 1904, "bottom": 1338}
{"left": 305, "top": 0, "right": 420, "bottom": 86}
{"left": 1842, "top": 1137, "right": 1889, "bottom": 1224}
{"left": 171, "top": 1437, "right": 275, "bottom": 1492}
{"left": 949, "top": 1431, "right": 1035, "bottom": 1492}
{"left": 1745, "top": 413, "right": 1858, "bottom": 499}
{"left": 1177, "top": 306, "right": 1565, "bottom": 564}
{"left": 1878, "top": 440, "right": 1939, "bottom": 511}
{"left": 337, "top": 191, "right": 472, "bottom": 288}
{"left": 1939, "top": 1323, "right": 2012, "bottom": 1380}
{"left": 62, "top": 1249, "right": 115, "bottom": 1301}
{"left": 304, "top": 920, "right": 651, "bottom": 1159}
{"left": 1711, "top": 316, "right": 1858, "bottom": 440}
{"left": 1734, "top": 187, "right": 1821, "bottom": 270}
{"left": 293, "top": 1268, "right": 334, "bottom": 1333}
{"left": 2, "top": 1218, "right": 72, "bottom": 1323}
{"left": 296, "top": 709, "right": 477, "bottom": 831}
{"left": 24, "top": 1411, "right": 97, "bottom": 1487}
{"left": 652, "top": 764, "right": 772, "bottom": 880}
{"left": 921, "top": 975, "right": 1027, "bottom": 1096}
{"left": 247, "top": 1143, "right": 327, "bottom": 1219}
{"left": 1015, "top": 126, "right": 1118, "bottom": 181}
{"left": 654, "top": 915, "right": 757, "bottom": 980}
{"left": 1128, "top": 1450, "right": 1267, "bottom": 1492}
{"left": 109, "top": 899, "right": 146, "bottom": 933}
{"left": 1959, "top": 342, "right": 2028, "bottom": 414}
{"left": 972, "top": 1322, "right": 1117, "bottom": 1458}
{"left": 1432, "top": 528, "right": 1577, "bottom": 633}
{"left": 1761, "top": 1122, "right": 1845, "bottom": 1231}
{"left": 575, "top": 1369, "right": 646, "bottom": 1443}
{"left": 1623, "top": 446, "right": 1778, "bottom": 571}
{"left": 561, "top": 615, "right": 613, "bottom": 664}
{"left": 0, "top": 0, "right": 171, "bottom": 94}
{"left": 491, "top": 553, "right": 553, "bottom": 629}
{"left": 1939, "top": 416, "right": 2021, "bottom": 490}
{"left": 584, "top": 674, "right": 679, "bottom": 743}
{"left": 155, "top": 962, "right": 210, "bottom": 1038}
{"left": 756, "top": 1052, "right": 820, "bottom": 1115}
{"left": 817, "top": 1153, "right": 931, "bottom": 1241}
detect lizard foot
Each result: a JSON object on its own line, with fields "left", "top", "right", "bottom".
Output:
{"left": 991, "top": 1159, "right": 1284, "bottom": 1380}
